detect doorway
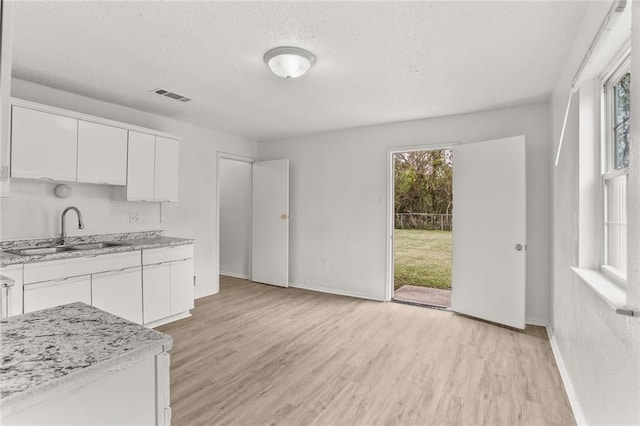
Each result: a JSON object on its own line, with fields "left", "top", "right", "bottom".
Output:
{"left": 386, "top": 137, "right": 527, "bottom": 328}
{"left": 218, "top": 155, "right": 253, "bottom": 280}
{"left": 217, "top": 154, "right": 291, "bottom": 291}
{"left": 391, "top": 148, "right": 453, "bottom": 308}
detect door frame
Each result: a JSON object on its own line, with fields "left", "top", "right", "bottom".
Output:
{"left": 216, "top": 152, "right": 254, "bottom": 286}
{"left": 385, "top": 142, "right": 459, "bottom": 301}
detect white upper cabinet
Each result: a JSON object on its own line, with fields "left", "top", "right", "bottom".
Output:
{"left": 9, "top": 99, "right": 180, "bottom": 199}
{"left": 77, "top": 120, "right": 128, "bottom": 185}
{"left": 124, "top": 132, "right": 179, "bottom": 203}
{"left": 154, "top": 136, "right": 179, "bottom": 202}
{"left": 126, "top": 131, "right": 156, "bottom": 201}
{"left": 11, "top": 106, "right": 77, "bottom": 182}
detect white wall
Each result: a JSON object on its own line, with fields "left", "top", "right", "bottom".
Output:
{"left": 258, "top": 102, "right": 552, "bottom": 323}
{"left": 1, "top": 78, "right": 258, "bottom": 298}
{"left": 1, "top": 180, "right": 162, "bottom": 238}
{"left": 219, "top": 158, "right": 252, "bottom": 278}
{"left": 550, "top": 2, "right": 640, "bottom": 424}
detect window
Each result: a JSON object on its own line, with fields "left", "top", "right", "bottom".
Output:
{"left": 601, "top": 58, "right": 630, "bottom": 282}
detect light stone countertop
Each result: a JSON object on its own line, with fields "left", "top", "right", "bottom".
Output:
{"left": 0, "top": 302, "right": 173, "bottom": 416}
{"left": 0, "top": 232, "right": 194, "bottom": 267}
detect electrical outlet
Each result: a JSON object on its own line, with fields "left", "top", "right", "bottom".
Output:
{"left": 129, "top": 212, "right": 140, "bottom": 223}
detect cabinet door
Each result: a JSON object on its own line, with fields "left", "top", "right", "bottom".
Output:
{"left": 11, "top": 106, "right": 78, "bottom": 182}
{"left": 77, "top": 120, "right": 128, "bottom": 185}
{"left": 170, "top": 259, "right": 194, "bottom": 315}
{"left": 142, "top": 263, "right": 171, "bottom": 324}
{"left": 92, "top": 267, "right": 142, "bottom": 324}
{"left": 23, "top": 275, "right": 91, "bottom": 313}
{"left": 0, "top": 0, "right": 13, "bottom": 197}
{"left": 127, "top": 131, "right": 156, "bottom": 201}
{"left": 0, "top": 265, "right": 23, "bottom": 317}
{"left": 154, "top": 137, "right": 179, "bottom": 202}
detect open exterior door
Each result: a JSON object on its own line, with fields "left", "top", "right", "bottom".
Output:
{"left": 251, "top": 159, "right": 289, "bottom": 287}
{"left": 451, "top": 136, "right": 526, "bottom": 329}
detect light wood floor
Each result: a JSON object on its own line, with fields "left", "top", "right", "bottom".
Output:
{"left": 158, "top": 276, "right": 575, "bottom": 426}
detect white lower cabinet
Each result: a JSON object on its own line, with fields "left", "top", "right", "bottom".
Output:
{"left": 0, "top": 265, "right": 23, "bottom": 318}
{"left": 170, "top": 258, "right": 194, "bottom": 315}
{"left": 142, "top": 245, "right": 194, "bottom": 326}
{"left": 3, "top": 351, "right": 170, "bottom": 426}
{"left": 142, "top": 263, "right": 171, "bottom": 324}
{"left": 92, "top": 267, "right": 143, "bottom": 324}
{"left": 16, "top": 244, "right": 193, "bottom": 326}
{"left": 23, "top": 275, "right": 91, "bottom": 314}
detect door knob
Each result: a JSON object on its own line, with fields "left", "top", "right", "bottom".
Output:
{"left": 281, "top": 214, "right": 288, "bottom": 220}
{"left": 515, "top": 244, "right": 523, "bottom": 251}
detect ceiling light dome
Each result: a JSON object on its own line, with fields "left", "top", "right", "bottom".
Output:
{"left": 264, "top": 46, "right": 316, "bottom": 79}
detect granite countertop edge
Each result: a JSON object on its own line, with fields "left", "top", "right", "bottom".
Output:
{"left": 0, "top": 302, "right": 174, "bottom": 416}
{"left": 0, "top": 236, "right": 195, "bottom": 267}
{"left": 1, "top": 341, "right": 170, "bottom": 416}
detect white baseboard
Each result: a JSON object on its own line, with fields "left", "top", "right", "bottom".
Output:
{"left": 145, "top": 311, "right": 191, "bottom": 329}
{"left": 526, "top": 318, "right": 548, "bottom": 327}
{"left": 289, "top": 282, "right": 385, "bottom": 302}
{"left": 195, "top": 289, "right": 218, "bottom": 299}
{"left": 220, "top": 271, "right": 250, "bottom": 280}
{"left": 546, "top": 325, "right": 587, "bottom": 425}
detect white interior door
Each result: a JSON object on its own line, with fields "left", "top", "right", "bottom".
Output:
{"left": 252, "top": 159, "right": 289, "bottom": 287}
{"left": 451, "top": 135, "right": 526, "bottom": 329}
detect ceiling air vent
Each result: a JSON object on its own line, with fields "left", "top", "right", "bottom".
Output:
{"left": 151, "top": 88, "right": 192, "bottom": 103}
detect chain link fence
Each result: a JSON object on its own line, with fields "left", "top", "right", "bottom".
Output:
{"left": 395, "top": 213, "right": 452, "bottom": 231}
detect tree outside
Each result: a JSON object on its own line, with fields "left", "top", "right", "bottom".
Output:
{"left": 394, "top": 149, "right": 452, "bottom": 217}
{"left": 393, "top": 149, "right": 452, "bottom": 290}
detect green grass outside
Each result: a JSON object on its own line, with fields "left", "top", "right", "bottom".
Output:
{"left": 394, "top": 229, "right": 452, "bottom": 290}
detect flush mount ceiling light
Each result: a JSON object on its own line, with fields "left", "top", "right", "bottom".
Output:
{"left": 264, "top": 46, "right": 316, "bottom": 79}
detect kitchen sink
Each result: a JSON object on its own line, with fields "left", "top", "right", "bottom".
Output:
{"left": 67, "top": 242, "right": 130, "bottom": 250}
{"left": 7, "top": 246, "right": 75, "bottom": 255}
{"left": 6, "top": 241, "right": 130, "bottom": 256}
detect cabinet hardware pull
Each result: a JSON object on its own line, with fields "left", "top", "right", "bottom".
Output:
{"left": 38, "top": 177, "right": 55, "bottom": 181}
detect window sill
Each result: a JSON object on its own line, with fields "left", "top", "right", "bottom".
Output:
{"left": 570, "top": 267, "right": 635, "bottom": 316}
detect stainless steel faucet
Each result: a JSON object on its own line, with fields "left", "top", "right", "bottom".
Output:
{"left": 60, "top": 206, "right": 85, "bottom": 245}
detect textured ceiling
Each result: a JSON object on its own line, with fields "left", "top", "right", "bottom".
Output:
{"left": 11, "top": 1, "right": 586, "bottom": 141}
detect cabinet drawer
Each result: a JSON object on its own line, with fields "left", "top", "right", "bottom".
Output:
{"left": 24, "top": 251, "right": 141, "bottom": 284}
{"left": 142, "top": 245, "right": 193, "bottom": 265}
